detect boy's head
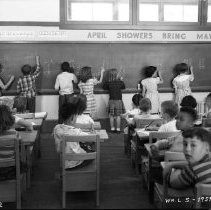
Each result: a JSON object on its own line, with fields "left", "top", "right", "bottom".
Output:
{"left": 175, "top": 63, "right": 189, "bottom": 75}
{"left": 21, "top": 64, "right": 32, "bottom": 76}
{"left": 180, "top": 95, "right": 197, "bottom": 109}
{"left": 61, "top": 62, "right": 71, "bottom": 72}
{"left": 0, "top": 105, "right": 15, "bottom": 132}
{"left": 59, "top": 100, "right": 79, "bottom": 124}
{"left": 182, "top": 127, "right": 211, "bottom": 164}
{"left": 145, "top": 66, "right": 157, "bottom": 78}
{"left": 139, "top": 98, "right": 151, "bottom": 113}
{"left": 76, "top": 94, "right": 87, "bottom": 115}
{"left": 132, "top": 93, "right": 143, "bottom": 108}
{"left": 161, "top": 100, "right": 178, "bottom": 121}
{"left": 176, "top": 107, "right": 197, "bottom": 131}
{"left": 205, "top": 93, "right": 211, "bottom": 109}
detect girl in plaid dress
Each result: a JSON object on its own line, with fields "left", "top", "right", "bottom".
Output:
{"left": 103, "top": 69, "right": 125, "bottom": 133}
{"left": 78, "top": 66, "right": 105, "bottom": 119}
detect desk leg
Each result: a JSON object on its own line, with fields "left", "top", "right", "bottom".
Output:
{"left": 148, "top": 156, "right": 154, "bottom": 204}
{"left": 26, "top": 146, "right": 31, "bottom": 189}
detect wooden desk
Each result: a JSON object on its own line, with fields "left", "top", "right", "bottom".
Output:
{"left": 95, "top": 129, "right": 108, "bottom": 142}
{"left": 15, "top": 112, "right": 47, "bottom": 120}
{"left": 18, "top": 130, "right": 39, "bottom": 188}
{"left": 93, "top": 121, "right": 101, "bottom": 130}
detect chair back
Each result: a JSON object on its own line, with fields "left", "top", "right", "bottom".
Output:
{"left": 74, "top": 123, "right": 94, "bottom": 131}
{"left": 0, "top": 132, "right": 22, "bottom": 209}
{"left": 195, "top": 183, "right": 211, "bottom": 209}
{"left": 134, "top": 117, "right": 163, "bottom": 129}
{"left": 164, "top": 151, "right": 186, "bottom": 161}
{"left": 61, "top": 134, "right": 100, "bottom": 208}
{"left": 149, "top": 131, "right": 180, "bottom": 144}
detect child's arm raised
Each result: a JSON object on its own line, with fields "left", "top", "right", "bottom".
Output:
{"left": 33, "top": 56, "right": 41, "bottom": 78}
{"left": 157, "top": 70, "right": 163, "bottom": 84}
{"left": 189, "top": 65, "right": 194, "bottom": 81}
{"left": 0, "top": 75, "right": 14, "bottom": 90}
{"left": 95, "top": 67, "right": 105, "bottom": 84}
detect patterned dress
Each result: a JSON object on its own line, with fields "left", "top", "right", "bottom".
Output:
{"left": 172, "top": 74, "right": 194, "bottom": 106}
{"left": 78, "top": 78, "right": 98, "bottom": 118}
{"left": 141, "top": 77, "right": 162, "bottom": 114}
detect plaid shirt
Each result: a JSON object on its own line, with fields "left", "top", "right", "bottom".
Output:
{"left": 17, "top": 65, "right": 40, "bottom": 98}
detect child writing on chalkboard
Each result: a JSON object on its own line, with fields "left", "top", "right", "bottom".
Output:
{"left": 0, "top": 64, "right": 15, "bottom": 96}
{"left": 172, "top": 63, "right": 194, "bottom": 106}
{"left": 78, "top": 66, "right": 105, "bottom": 119}
{"left": 55, "top": 62, "right": 78, "bottom": 123}
{"left": 141, "top": 66, "right": 163, "bottom": 114}
{"left": 103, "top": 68, "right": 125, "bottom": 133}
{"left": 17, "top": 56, "right": 41, "bottom": 113}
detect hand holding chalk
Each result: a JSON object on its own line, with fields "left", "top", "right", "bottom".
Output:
{"left": 35, "top": 56, "right": 40, "bottom": 65}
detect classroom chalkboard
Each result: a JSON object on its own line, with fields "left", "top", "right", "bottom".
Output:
{"left": 0, "top": 43, "right": 210, "bottom": 93}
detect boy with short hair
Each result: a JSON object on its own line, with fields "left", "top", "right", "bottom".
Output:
{"left": 158, "top": 100, "right": 179, "bottom": 132}
{"left": 17, "top": 56, "right": 40, "bottom": 113}
{"left": 169, "top": 127, "right": 211, "bottom": 189}
{"left": 151, "top": 106, "right": 197, "bottom": 155}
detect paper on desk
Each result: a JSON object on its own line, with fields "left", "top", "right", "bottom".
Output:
{"left": 31, "top": 122, "right": 37, "bottom": 126}
{"left": 35, "top": 112, "right": 47, "bottom": 118}
{"left": 136, "top": 128, "right": 150, "bottom": 137}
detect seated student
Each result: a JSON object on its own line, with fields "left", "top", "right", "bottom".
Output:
{"left": 169, "top": 127, "right": 211, "bottom": 189}
{"left": 53, "top": 102, "right": 92, "bottom": 169}
{"left": 0, "top": 105, "right": 31, "bottom": 181}
{"left": 75, "top": 94, "right": 94, "bottom": 125}
{"left": 180, "top": 95, "right": 197, "bottom": 109}
{"left": 122, "top": 93, "right": 143, "bottom": 118}
{"left": 151, "top": 106, "right": 197, "bottom": 154}
{"left": 205, "top": 93, "right": 211, "bottom": 118}
{"left": 158, "top": 100, "right": 179, "bottom": 132}
{"left": 0, "top": 105, "right": 33, "bottom": 132}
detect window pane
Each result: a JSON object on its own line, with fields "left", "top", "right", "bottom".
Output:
{"left": 164, "top": 4, "right": 198, "bottom": 22}
{"left": 208, "top": 5, "right": 211, "bottom": 22}
{"left": 139, "top": 4, "right": 159, "bottom": 21}
{"left": 67, "top": 0, "right": 130, "bottom": 21}
{"left": 0, "top": 0, "right": 59, "bottom": 22}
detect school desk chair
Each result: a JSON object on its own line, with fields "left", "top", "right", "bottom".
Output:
{"left": 130, "top": 118, "right": 163, "bottom": 174}
{"left": 61, "top": 134, "right": 100, "bottom": 209}
{"left": 0, "top": 134, "right": 26, "bottom": 209}
{"left": 142, "top": 131, "right": 181, "bottom": 203}
{"left": 153, "top": 160, "right": 195, "bottom": 209}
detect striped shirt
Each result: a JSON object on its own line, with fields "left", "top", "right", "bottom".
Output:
{"left": 17, "top": 65, "right": 40, "bottom": 98}
{"left": 170, "top": 155, "right": 211, "bottom": 188}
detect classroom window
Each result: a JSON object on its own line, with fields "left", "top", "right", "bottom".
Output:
{"left": 207, "top": 0, "right": 211, "bottom": 22}
{"left": 67, "top": 0, "right": 130, "bottom": 22}
{"left": 163, "top": 2, "right": 198, "bottom": 22}
{"left": 139, "top": 3, "right": 159, "bottom": 22}
{"left": 0, "top": 0, "right": 59, "bottom": 22}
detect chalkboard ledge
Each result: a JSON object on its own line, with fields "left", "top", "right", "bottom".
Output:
{"left": 2, "top": 86, "right": 211, "bottom": 96}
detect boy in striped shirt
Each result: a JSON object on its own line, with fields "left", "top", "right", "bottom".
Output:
{"left": 169, "top": 127, "right": 211, "bottom": 189}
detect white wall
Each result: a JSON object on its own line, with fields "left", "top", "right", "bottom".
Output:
{"left": 36, "top": 92, "right": 209, "bottom": 120}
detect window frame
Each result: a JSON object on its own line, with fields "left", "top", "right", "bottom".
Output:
{"left": 60, "top": 0, "right": 133, "bottom": 29}
{"left": 0, "top": 0, "right": 60, "bottom": 26}
{"left": 137, "top": 0, "right": 201, "bottom": 27}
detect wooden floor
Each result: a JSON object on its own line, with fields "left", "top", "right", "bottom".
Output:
{"left": 3, "top": 120, "right": 154, "bottom": 209}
